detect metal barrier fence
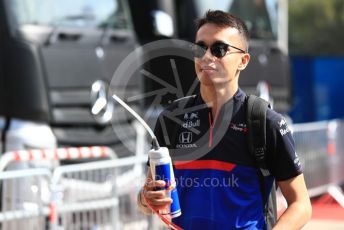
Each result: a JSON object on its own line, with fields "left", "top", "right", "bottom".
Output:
{"left": 0, "top": 148, "right": 164, "bottom": 230}
{"left": 49, "top": 156, "right": 147, "bottom": 230}
{"left": 0, "top": 168, "right": 51, "bottom": 230}
{"left": 293, "top": 119, "right": 344, "bottom": 205}
{"left": 0, "top": 120, "right": 168, "bottom": 230}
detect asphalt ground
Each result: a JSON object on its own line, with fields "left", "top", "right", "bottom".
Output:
{"left": 303, "top": 195, "right": 344, "bottom": 230}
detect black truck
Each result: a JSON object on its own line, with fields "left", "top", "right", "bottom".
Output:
{"left": 0, "top": 0, "right": 141, "bottom": 158}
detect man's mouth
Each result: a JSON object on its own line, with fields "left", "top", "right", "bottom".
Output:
{"left": 201, "top": 66, "right": 217, "bottom": 72}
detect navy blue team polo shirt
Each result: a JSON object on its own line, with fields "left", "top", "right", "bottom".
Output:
{"left": 152, "top": 88, "right": 302, "bottom": 230}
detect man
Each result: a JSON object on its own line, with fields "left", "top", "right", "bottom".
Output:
{"left": 138, "top": 10, "right": 311, "bottom": 229}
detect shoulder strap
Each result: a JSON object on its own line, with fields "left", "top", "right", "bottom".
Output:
{"left": 246, "top": 94, "right": 270, "bottom": 176}
{"left": 246, "top": 95, "right": 277, "bottom": 228}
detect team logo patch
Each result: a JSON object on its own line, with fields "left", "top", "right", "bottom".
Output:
{"left": 176, "top": 132, "right": 197, "bottom": 148}
{"left": 182, "top": 112, "right": 200, "bottom": 128}
{"left": 179, "top": 132, "right": 193, "bottom": 143}
{"left": 278, "top": 118, "right": 290, "bottom": 136}
{"left": 230, "top": 123, "right": 247, "bottom": 133}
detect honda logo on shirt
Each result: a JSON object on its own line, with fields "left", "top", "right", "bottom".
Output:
{"left": 179, "top": 132, "right": 193, "bottom": 144}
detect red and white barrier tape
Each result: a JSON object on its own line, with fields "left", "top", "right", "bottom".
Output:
{"left": 13, "top": 146, "right": 110, "bottom": 161}
{"left": 0, "top": 146, "right": 115, "bottom": 171}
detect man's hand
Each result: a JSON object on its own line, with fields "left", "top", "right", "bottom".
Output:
{"left": 142, "top": 179, "right": 173, "bottom": 211}
{"left": 138, "top": 168, "right": 172, "bottom": 214}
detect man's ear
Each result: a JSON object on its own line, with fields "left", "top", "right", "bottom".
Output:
{"left": 238, "top": 53, "right": 250, "bottom": 70}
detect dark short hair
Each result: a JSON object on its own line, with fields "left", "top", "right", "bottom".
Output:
{"left": 196, "top": 10, "right": 250, "bottom": 44}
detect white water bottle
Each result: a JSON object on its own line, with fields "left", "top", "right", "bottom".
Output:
{"left": 149, "top": 147, "right": 181, "bottom": 218}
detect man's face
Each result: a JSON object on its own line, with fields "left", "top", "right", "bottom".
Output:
{"left": 194, "top": 23, "right": 249, "bottom": 87}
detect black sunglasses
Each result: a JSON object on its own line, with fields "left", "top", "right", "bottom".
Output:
{"left": 191, "top": 41, "right": 246, "bottom": 58}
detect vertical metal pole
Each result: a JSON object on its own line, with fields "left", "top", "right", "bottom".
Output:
{"left": 49, "top": 183, "right": 60, "bottom": 230}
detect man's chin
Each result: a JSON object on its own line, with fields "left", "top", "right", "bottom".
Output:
{"left": 199, "top": 75, "right": 222, "bottom": 83}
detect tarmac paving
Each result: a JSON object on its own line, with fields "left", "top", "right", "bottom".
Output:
{"left": 302, "top": 200, "right": 344, "bottom": 230}
{"left": 303, "top": 220, "right": 344, "bottom": 230}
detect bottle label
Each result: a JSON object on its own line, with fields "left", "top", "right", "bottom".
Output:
{"left": 152, "top": 162, "right": 181, "bottom": 218}
{"left": 154, "top": 163, "right": 175, "bottom": 190}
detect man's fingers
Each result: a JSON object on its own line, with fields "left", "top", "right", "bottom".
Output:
{"left": 144, "top": 188, "right": 168, "bottom": 201}
{"left": 145, "top": 180, "right": 166, "bottom": 190}
{"left": 141, "top": 179, "right": 172, "bottom": 211}
{"left": 142, "top": 189, "right": 172, "bottom": 210}
{"left": 146, "top": 197, "right": 172, "bottom": 208}
{"left": 145, "top": 190, "right": 166, "bottom": 199}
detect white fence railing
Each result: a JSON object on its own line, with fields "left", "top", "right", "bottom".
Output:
{"left": 293, "top": 119, "right": 344, "bottom": 205}
{"left": 0, "top": 146, "right": 164, "bottom": 230}
{"left": 0, "top": 120, "right": 167, "bottom": 230}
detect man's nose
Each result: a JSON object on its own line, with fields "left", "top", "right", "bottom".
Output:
{"left": 202, "top": 48, "right": 215, "bottom": 61}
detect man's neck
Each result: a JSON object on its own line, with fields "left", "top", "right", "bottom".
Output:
{"left": 200, "top": 83, "right": 238, "bottom": 116}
